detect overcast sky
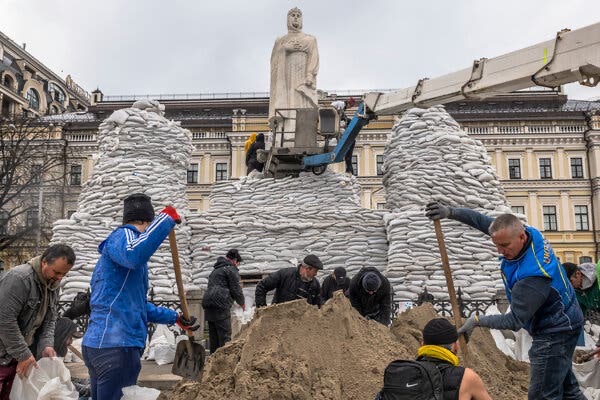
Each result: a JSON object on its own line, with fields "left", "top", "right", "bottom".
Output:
{"left": 1, "top": 0, "right": 599, "bottom": 100}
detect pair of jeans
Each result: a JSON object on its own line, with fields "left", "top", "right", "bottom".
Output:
{"left": 528, "top": 329, "right": 586, "bottom": 400}
{"left": 207, "top": 318, "right": 231, "bottom": 354}
{"left": 82, "top": 346, "right": 143, "bottom": 400}
{"left": 0, "top": 360, "right": 17, "bottom": 400}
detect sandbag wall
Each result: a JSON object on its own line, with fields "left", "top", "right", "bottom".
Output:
{"left": 382, "top": 106, "right": 512, "bottom": 300}
{"left": 187, "top": 172, "right": 388, "bottom": 286}
{"left": 51, "top": 100, "right": 195, "bottom": 300}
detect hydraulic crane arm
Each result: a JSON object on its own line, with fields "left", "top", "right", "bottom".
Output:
{"left": 365, "top": 22, "right": 600, "bottom": 115}
{"left": 304, "top": 22, "right": 600, "bottom": 171}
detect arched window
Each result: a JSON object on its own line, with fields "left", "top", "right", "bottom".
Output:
{"left": 26, "top": 88, "right": 40, "bottom": 109}
{"left": 2, "top": 74, "right": 14, "bottom": 90}
{"left": 49, "top": 83, "right": 66, "bottom": 102}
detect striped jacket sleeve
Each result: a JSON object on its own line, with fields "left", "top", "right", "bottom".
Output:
{"left": 107, "top": 213, "right": 176, "bottom": 269}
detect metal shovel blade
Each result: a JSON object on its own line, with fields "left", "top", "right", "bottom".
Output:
{"left": 171, "top": 338, "right": 206, "bottom": 380}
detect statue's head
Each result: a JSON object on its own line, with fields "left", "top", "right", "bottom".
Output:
{"left": 287, "top": 7, "right": 303, "bottom": 33}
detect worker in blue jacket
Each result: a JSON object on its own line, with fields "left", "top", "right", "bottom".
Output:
{"left": 82, "top": 194, "right": 199, "bottom": 400}
{"left": 425, "top": 202, "right": 585, "bottom": 400}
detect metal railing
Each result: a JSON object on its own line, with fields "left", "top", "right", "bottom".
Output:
{"left": 392, "top": 287, "right": 502, "bottom": 320}
{"left": 102, "top": 88, "right": 402, "bottom": 102}
{"left": 58, "top": 287, "right": 181, "bottom": 341}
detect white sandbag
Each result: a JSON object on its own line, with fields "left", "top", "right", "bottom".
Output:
{"left": 573, "top": 359, "right": 600, "bottom": 393}
{"left": 145, "top": 324, "right": 176, "bottom": 365}
{"left": 120, "top": 385, "right": 161, "bottom": 400}
{"left": 513, "top": 329, "right": 532, "bottom": 362}
{"left": 10, "top": 357, "right": 78, "bottom": 400}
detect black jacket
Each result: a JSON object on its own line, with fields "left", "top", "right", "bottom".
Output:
{"left": 246, "top": 136, "right": 265, "bottom": 173}
{"left": 255, "top": 266, "right": 321, "bottom": 307}
{"left": 320, "top": 275, "right": 350, "bottom": 302}
{"left": 348, "top": 267, "right": 392, "bottom": 325}
{"left": 202, "top": 257, "right": 245, "bottom": 321}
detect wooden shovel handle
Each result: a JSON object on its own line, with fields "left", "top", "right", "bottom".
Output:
{"left": 168, "top": 230, "right": 194, "bottom": 340}
{"left": 433, "top": 219, "right": 470, "bottom": 366}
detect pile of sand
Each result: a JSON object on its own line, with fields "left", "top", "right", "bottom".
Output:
{"left": 162, "top": 295, "right": 529, "bottom": 400}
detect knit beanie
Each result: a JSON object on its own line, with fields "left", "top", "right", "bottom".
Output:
{"left": 423, "top": 318, "right": 459, "bottom": 346}
{"left": 123, "top": 193, "right": 155, "bottom": 223}
{"left": 362, "top": 272, "right": 381, "bottom": 292}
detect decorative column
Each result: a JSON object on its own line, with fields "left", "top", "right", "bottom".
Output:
{"left": 494, "top": 149, "right": 504, "bottom": 179}
{"left": 556, "top": 148, "right": 566, "bottom": 179}
{"left": 525, "top": 148, "right": 535, "bottom": 178}
{"left": 560, "top": 191, "right": 572, "bottom": 231}
{"left": 528, "top": 191, "right": 540, "bottom": 228}
{"left": 202, "top": 153, "right": 212, "bottom": 183}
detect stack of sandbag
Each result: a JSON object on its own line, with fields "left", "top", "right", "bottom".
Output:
{"left": 187, "top": 171, "right": 388, "bottom": 287}
{"left": 381, "top": 106, "right": 513, "bottom": 300}
{"left": 51, "top": 100, "right": 195, "bottom": 300}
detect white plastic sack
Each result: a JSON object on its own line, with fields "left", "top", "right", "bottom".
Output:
{"left": 145, "top": 324, "right": 176, "bottom": 365}
{"left": 513, "top": 329, "right": 532, "bottom": 362}
{"left": 583, "top": 387, "right": 600, "bottom": 400}
{"left": 574, "top": 358, "right": 600, "bottom": 394}
{"left": 483, "top": 305, "right": 516, "bottom": 359}
{"left": 120, "top": 385, "right": 161, "bottom": 400}
{"left": 10, "top": 357, "right": 78, "bottom": 400}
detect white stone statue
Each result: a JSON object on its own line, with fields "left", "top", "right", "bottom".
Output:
{"left": 269, "top": 7, "right": 319, "bottom": 126}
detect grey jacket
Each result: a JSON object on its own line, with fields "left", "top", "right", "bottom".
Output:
{"left": 0, "top": 257, "right": 60, "bottom": 365}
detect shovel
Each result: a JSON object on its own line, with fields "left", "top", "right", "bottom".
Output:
{"left": 169, "top": 230, "right": 206, "bottom": 380}
{"left": 433, "top": 219, "right": 470, "bottom": 366}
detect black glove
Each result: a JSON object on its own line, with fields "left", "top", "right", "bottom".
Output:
{"left": 425, "top": 202, "right": 452, "bottom": 221}
{"left": 457, "top": 315, "right": 479, "bottom": 342}
{"left": 176, "top": 314, "right": 200, "bottom": 331}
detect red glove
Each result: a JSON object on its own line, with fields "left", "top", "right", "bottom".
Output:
{"left": 176, "top": 314, "right": 200, "bottom": 331}
{"left": 161, "top": 206, "right": 181, "bottom": 224}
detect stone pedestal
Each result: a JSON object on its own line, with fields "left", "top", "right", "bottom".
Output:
{"left": 186, "top": 289, "right": 205, "bottom": 341}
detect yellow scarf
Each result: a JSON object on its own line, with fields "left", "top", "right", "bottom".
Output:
{"left": 417, "top": 345, "right": 459, "bottom": 366}
{"left": 244, "top": 133, "right": 257, "bottom": 153}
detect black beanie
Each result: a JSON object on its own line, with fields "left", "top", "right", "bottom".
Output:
{"left": 423, "top": 318, "right": 459, "bottom": 346}
{"left": 362, "top": 272, "right": 381, "bottom": 292}
{"left": 123, "top": 193, "right": 155, "bottom": 223}
{"left": 303, "top": 254, "right": 323, "bottom": 270}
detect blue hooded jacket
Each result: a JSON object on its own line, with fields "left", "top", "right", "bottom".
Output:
{"left": 82, "top": 213, "right": 178, "bottom": 349}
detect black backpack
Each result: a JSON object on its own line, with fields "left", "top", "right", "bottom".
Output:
{"left": 375, "top": 359, "right": 443, "bottom": 400}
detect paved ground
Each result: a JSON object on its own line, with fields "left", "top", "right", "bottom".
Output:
{"left": 66, "top": 361, "right": 182, "bottom": 391}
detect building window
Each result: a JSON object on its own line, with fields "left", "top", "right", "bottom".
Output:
{"left": 511, "top": 206, "right": 525, "bottom": 215}
{"left": 0, "top": 210, "right": 8, "bottom": 235}
{"left": 215, "top": 163, "right": 228, "bottom": 181}
{"left": 351, "top": 155, "right": 358, "bottom": 176}
{"left": 26, "top": 209, "right": 38, "bottom": 228}
{"left": 539, "top": 158, "right": 552, "bottom": 179}
{"left": 31, "top": 164, "right": 42, "bottom": 184}
{"left": 48, "top": 83, "right": 66, "bottom": 102}
{"left": 187, "top": 163, "right": 199, "bottom": 184}
{"left": 70, "top": 165, "right": 82, "bottom": 186}
{"left": 376, "top": 203, "right": 386, "bottom": 210}
{"left": 574, "top": 205, "right": 589, "bottom": 231}
{"left": 571, "top": 158, "right": 584, "bottom": 179}
{"left": 508, "top": 159, "right": 521, "bottom": 179}
{"left": 542, "top": 206, "right": 558, "bottom": 231}
{"left": 26, "top": 88, "right": 40, "bottom": 110}
{"left": 580, "top": 256, "right": 593, "bottom": 264}
{"left": 376, "top": 155, "right": 384, "bottom": 176}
